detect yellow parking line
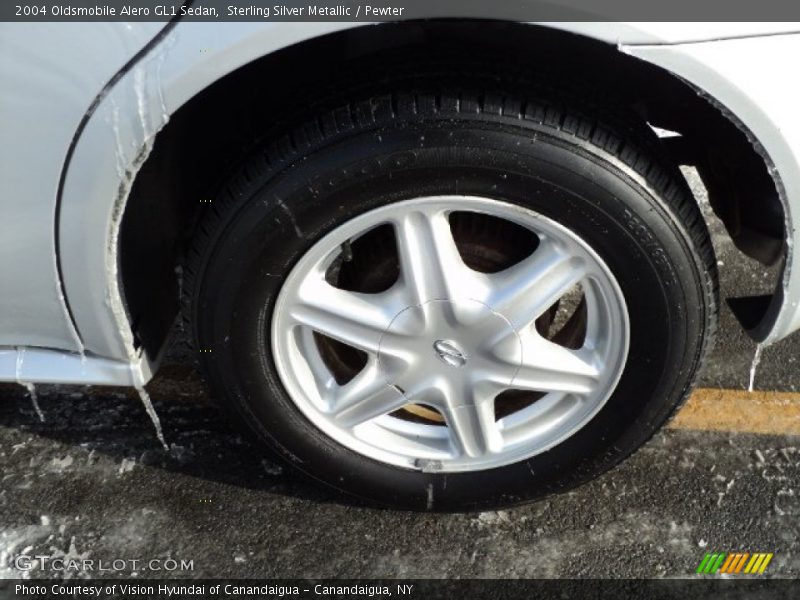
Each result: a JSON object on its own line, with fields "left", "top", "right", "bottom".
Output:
{"left": 668, "top": 388, "right": 800, "bottom": 435}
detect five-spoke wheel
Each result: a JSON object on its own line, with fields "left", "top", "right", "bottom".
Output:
{"left": 273, "top": 197, "right": 629, "bottom": 471}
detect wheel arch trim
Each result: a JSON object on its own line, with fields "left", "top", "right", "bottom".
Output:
{"left": 623, "top": 36, "right": 800, "bottom": 345}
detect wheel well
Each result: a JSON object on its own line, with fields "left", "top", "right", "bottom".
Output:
{"left": 120, "top": 20, "right": 784, "bottom": 359}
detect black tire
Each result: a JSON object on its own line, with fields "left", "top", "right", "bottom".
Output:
{"left": 184, "top": 86, "right": 718, "bottom": 511}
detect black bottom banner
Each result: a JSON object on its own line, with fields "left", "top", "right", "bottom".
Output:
{"left": 2, "top": 579, "right": 799, "bottom": 600}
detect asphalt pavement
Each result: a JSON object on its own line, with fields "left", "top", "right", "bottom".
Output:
{"left": 1, "top": 169, "right": 800, "bottom": 580}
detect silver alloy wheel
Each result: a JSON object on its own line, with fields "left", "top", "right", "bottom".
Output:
{"left": 272, "top": 196, "right": 629, "bottom": 472}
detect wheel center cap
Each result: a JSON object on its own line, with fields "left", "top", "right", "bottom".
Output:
{"left": 433, "top": 339, "right": 467, "bottom": 368}
{"left": 377, "top": 298, "right": 521, "bottom": 392}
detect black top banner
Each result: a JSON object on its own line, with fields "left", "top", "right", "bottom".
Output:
{"left": 4, "top": 0, "right": 800, "bottom": 22}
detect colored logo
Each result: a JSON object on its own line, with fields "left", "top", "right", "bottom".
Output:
{"left": 696, "top": 552, "right": 774, "bottom": 575}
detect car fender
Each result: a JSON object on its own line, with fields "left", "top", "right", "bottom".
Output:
{"left": 56, "top": 21, "right": 800, "bottom": 384}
